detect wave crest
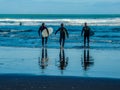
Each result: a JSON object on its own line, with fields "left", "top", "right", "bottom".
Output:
{"left": 0, "top": 18, "right": 120, "bottom": 26}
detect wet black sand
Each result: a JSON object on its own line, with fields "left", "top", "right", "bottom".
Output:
{"left": 0, "top": 74, "right": 120, "bottom": 90}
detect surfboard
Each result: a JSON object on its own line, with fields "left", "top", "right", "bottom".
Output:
{"left": 42, "top": 27, "right": 53, "bottom": 37}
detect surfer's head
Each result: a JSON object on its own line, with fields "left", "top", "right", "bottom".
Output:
{"left": 61, "top": 23, "right": 64, "bottom": 27}
{"left": 84, "top": 22, "right": 87, "bottom": 26}
{"left": 42, "top": 23, "right": 45, "bottom": 26}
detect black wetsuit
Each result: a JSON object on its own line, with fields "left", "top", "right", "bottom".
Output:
{"left": 81, "top": 26, "right": 90, "bottom": 47}
{"left": 38, "top": 26, "right": 49, "bottom": 46}
{"left": 55, "top": 27, "right": 69, "bottom": 47}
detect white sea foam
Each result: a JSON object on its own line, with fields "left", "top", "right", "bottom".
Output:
{"left": 0, "top": 18, "right": 120, "bottom": 26}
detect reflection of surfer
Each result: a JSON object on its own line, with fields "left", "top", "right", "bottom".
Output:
{"left": 57, "top": 48, "right": 68, "bottom": 74}
{"left": 38, "top": 48, "right": 48, "bottom": 71}
{"left": 55, "top": 23, "right": 69, "bottom": 48}
{"left": 38, "top": 23, "right": 49, "bottom": 47}
{"left": 81, "top": 22, "right": 91, "bottom": 48}
{"left": 81, "top": 48, "right": 94, "bottom": 71}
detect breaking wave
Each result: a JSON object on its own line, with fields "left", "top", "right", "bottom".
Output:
{"left": 0, "top": 18, "right": 120, "bottom": 26}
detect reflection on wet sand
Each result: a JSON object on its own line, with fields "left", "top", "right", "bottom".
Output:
{"left": 38, "top": 47, "right": 94, "bottom": 74}
{"left": 38, "top": 47, "right": 48, "bottom": 73}
{"left": 56, "top": 48, "right": 69, "bottom": 74}
{"left": 81, "top": 48, "right": 94, "bottom": 71}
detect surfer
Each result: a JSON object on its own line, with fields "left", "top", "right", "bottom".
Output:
{"left": 38, "top": 23, "right": 49, "bottom": 47}
{"left": 81, "top": 22, "right": 91, "bottom": 47}
{"left": 55, "top": 23, "right": 69, "bottom": 48}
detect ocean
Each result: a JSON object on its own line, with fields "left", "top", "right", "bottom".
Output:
{"left": 0, "top": 14, "right": 120, "bottom": 78}
{"left": 0, "top": 14, "right": 120, "bottom": 49}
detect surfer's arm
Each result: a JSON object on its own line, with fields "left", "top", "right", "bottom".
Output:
{"left": 55, "top": 28, "right": 60, "bottom": 35}
{"left": 81, "top": 27, "right": 84, "bottom": 36}
{"left": 38, "top": 30, "right": 40, "bottom": 37}
{"left": 38, "top": 27, "right": 42, "bottom": 37}
{"left": 45, "top": 27, "right": 49, "bottom": 35}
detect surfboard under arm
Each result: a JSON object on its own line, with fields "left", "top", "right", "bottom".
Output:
{"left": 42, "top": 27, "right": 53, "bottom": 37}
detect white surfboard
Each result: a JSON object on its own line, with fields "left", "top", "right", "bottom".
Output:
{"left": 42, "top": 27, "right": 53, "bottom": 37}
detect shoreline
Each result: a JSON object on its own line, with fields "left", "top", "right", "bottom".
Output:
{"left": 1, "top": 45, "right": 120, "bottom": 50}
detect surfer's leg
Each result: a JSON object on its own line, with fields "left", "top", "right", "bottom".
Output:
{"left": 42, "top": 37, "right": 44, "bottom": 47}
{"left": 45, "top": 37, "right": 48, "bottom": 45}
{"left": 87, "top": 36, "right": 90, "bottom": 47}
{"left": 59, "top": 38, "right": 62, "bottom": 47}
{"left": 62, "top": 38, "right": 65, "bottom": 47}
{"left": 45, "top": 48, "right": 47, "bottom": 58}
{"left": 84, "top": 36, "right": 86, "bottom": 47}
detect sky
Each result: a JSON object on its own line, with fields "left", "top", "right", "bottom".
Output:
{"left": 0, "top": 0, "right": 119, "bottom": 14}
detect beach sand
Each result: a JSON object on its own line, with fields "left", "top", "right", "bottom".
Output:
{"left": 0, "top": 46, "right": 120, "bottom": 90}
{"left": 0, "top": 74, "right": 120, "bottom": 90}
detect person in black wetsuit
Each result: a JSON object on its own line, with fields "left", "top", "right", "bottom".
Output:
{"left": 38, "top": 23, "right": 49, "bottom": 47}
{"left": 81, "top": 22, "right": 91, "bottom": 47}
{"left": 55, "top": 23, "right": 69, "bottom": 48}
